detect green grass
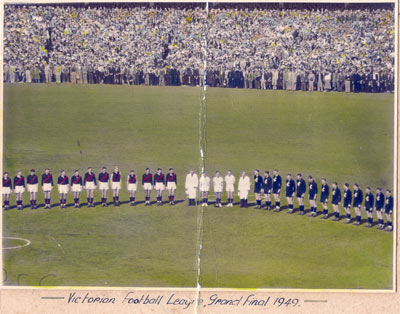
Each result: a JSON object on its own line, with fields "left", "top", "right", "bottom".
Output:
{"left": 3, "top": 84, "right": 394, "bottom": 289}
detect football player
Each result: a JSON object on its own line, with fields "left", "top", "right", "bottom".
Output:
{"left": 199, "top": 172, "right": 210, "bottom": 206}
{"left": 213, "top": 171, "right": 224, "bottom": 207}
{"left": 263, "top": 171, "right": 272, "bottom": 210}
{"left": 84, "top": 167, "right": 97, "bottom": 207}
{"left": 142, "top": 168, "right": 153, "bottom": 206}
{"left": 71, "top": 170, "right": 83, "bottom": 208}
{"left": 343, "top": 183, "right": 352, "bottom": 224}
{"left": 185, "top": 170, "right": 198, "bottom": 206}
{"left": 127, "top": 170, "right": 137, "bottom": 206}
{"left": 57, "top": 170, "right": 69, "bottom": 208}
{"left": 319, "top": 178, "right": 329, "bottom": 218}
{"left": 14, "top": 170, "right": 25, "bottom": 210}
{"left": 307, "top": 176, "right": 318, "bottom": 216}
{"left": 331, "top": 182, "right": 342, "bottom": 221}
{"left": 296, "top": 173, "right": 306, "bottom": 214}
{"left": 353, "top": 184, "right": 363, "bottom": 225}
{"left": 112, "top": 166, "right": 121, "bottom": 206}
{"left": 384, "top": 189, "right": 393, "bottom": 232}
{"left": 166, "top": 168, "right": 177, "bottom": 205}
{"left": 375, "top": 188, "right": 385, "bottom": 229}
{"left": 238, "top": 171, "right": 250, "bottom": 208}
{"left": 272, "top": 169, "right": 282, "bottom": 211}
{"left": 26, "top": 169, "right": 38, "bottom": 209}
{"left": 2, "top": 172, "right": 12, "bottom": 210}
{"left": 42, "top": 168, "right": 54, "bottom": 209}
{"left": 98, "top": 167, "right": 110, "bottom": 206}
{"left": 364, "top": 187, "right": 374, "bottom": 227}
{"left": 253, "top": 169, "right": 263, "bottom": 209}
{"left": 154, "top": 168, "right": 165, "bottom": 206}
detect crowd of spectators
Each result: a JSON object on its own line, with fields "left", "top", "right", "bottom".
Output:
{"left": 3, "top": 2, "right": 395, "bottom": 92}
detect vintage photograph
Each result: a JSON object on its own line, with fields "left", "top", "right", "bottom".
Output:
{"left": 2, "top": 0, "right": 396, "bottom": 291}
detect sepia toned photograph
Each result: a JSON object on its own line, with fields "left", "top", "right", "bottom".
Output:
{"left": 1, "top": 0, "right": 396, "bottom": 294}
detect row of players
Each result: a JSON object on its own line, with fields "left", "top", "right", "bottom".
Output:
{"left": 2, "top": 168, "right": 394, "bottom": 231}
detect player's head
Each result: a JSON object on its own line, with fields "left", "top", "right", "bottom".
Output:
{"left": 253, "top": 169, "right": 259, "bottom": 175}
{"left": 297, "top": 173, "right": 302, "bottom": 179}
{"left": 353, "top": 183, "right": 359, "bottom": 190}
{"left": 366, "top": 186, "right": 371, "bottom": 193}
{"left": 30, "top": 169, "right": 35, "bottom": 174}
{"left": 227, "top": 170, "right": 232, "bottom": 175}
{"left": 376, "top": 187, "right": 382, "bottom": 193}
{"left": 343, "top": 183, "right": 349, "bottom": 190}
{"left": 189, "top": 170, "right": 194, "bottom": 175}
{"left": 157, "top": 168, "right": 162, "bottom": 174}
{"left": 3, "top": 172, "right": 9, "bottom": 178}
{"left": 286, "top": 173, "right": 291, "bottom": 179}
{"left": 114, "top": 166, "right": 119, "bottom": 172}
{"left": 241, "top": 171, "right": 246, "bottom": 177}
{"left": 44, "top": 168, "right": 50, "bottom": 174}
{"left": 332, "top": 182, "right": 337, "bottom": 188}
{"left": 17, "top": 170, "right": 22, "bottom": 176}
{"left": 130, "top": 170, "right": 135, "bottom": 175}
{"left": 321, "top": 178, "right": 326, "bottom": 184}
{"left": 215, "top": 171, "right": 220, "bottom": 176}
{"left": 145, "top": 168, "right": 150, "bottom": 174}
{"left": 60, "top": 170, "right": 65, "bottom": 176}
{"left": 202, "top": 171, "right": 207, "bottom": 177}
{"left": 264, "top": 170, "right": 269, "bottom": 176}
{"left": 74, "top": 170, "right": 79, "bottom": 175}
{"left": 273, "top": 169, "right": 278, "bottom": 175}
{"left": 308, "top": 175, "right": 313, "bottom": 182}
{"left": 386, "top": 189, "right": 391, "bottom": 196}
{"left": 87, "top": 167, "right": 92, "bottom": 173}
{"left": 169, "top": 168, "right": 174, "bottom": 173}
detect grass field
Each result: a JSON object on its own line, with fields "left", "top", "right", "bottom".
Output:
{"left": 2, "top": 84, "right": 394, "bottom": 289}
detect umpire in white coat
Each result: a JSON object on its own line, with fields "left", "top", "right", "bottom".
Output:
{"left": 185, "top": 170, "right": 199, "bottom": 206}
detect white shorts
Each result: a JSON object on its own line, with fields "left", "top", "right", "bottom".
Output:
{"left": 58, "top": 184, "right": 69, "bottom": 194}
{"left": 166, "top": 182, "right": 177, "bottom": 190}
{"left": 214, "top": 186, "right": 223, "bottom": 193}
{"left": 143, "top": 183, "right": 152, "bottom": 190}
{"left": 187, "top": 187, "right": 197, "bottom": 199}
{"left": 15, "top": 186, "right": 25, "bottom": 194}
{"left": 238, "top": 190, "right": 249, "bottom": 199}
{"left": 27, "top": 184, "right": 38, "bottom": 193}
{"left": 85, "top": 181, "right": 96, "bottom": 190}
{"left": 200, "top": 189, "right": 210, "bottom": 193}
{"left": 111, "top": 182, "right": 121, "bottom": 190}
{"left": 2, "top": 187, "right": 11, "bottom": 195}
{"left": 99, "top": 182, "right": 109, "bottom": 190}
{"left": 155, "top": 182, "right": 165, "bottom": 191}
{"left": 127, "top": 183, "right": 137, "bottom": 192}
{"left": 42, "top": 183, "right": 52, "bottom": 192}
{"left": 72, "top": 184, "right": 82, "bottom": 192}
{"left": 226, "top": 185, "right": 235, "bottom": 193}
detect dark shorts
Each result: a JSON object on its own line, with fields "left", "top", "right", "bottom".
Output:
{"left": 385, "top": 207, "right": 392, "bottom": 214}
{"left": 320, "top": 197, "right": 328, "bottom": 204}
{"left": 285, "top": 191, "right": 293, "bottom": 198}
{"left": 254, "top": 187, "right": 262, "bottom": 194}
{"left": 296, "top": 193, "right": 304, "bottom": 198}
{"left": 263, "top": 189, "right": 271, "bottom": 195}
{"left": 331, "top": 200, "right": 339, "bottom": 205}
{"left": 376, "top": 207, "right": 384, "bottom": 212}
{"left": 309, "top": 193, "right": 316, "bottom": 200}
{"left": 343, "top": 202, "right": 351, "bottom": 208}
{"left": 353, "top": 203, "right": 361, "bottom": 209}
{"left": 272, "top": 188, "right": 280, "bottom": 194}
{"left": 365, "top": 206, "right": 373, "bottom": 212}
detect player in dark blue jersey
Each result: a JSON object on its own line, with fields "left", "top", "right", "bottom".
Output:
{"left": 98, "top": 167, "right": 110, "bottom": 207}
{"left": 154, "top": 168, "right": 165, "bottom": 206}
{"left": 375, "top": 188, "right": 385, "bottom": 229}
{"left": 27, "top": 169, "right": 39, "bottom": 209}
{"left": 2, "top": 172, "right": 12, "bottom": 210}
{"left": 42, "top": 168, "right": 54, "bottom": 209}
{"left": 253, "top": 169, "right": 263, "bottom": 209}
{"left": 71, "top": 170, "right": 83, "bottom": 208}
{"left": 112, "top": 166, "right": 122, "bottom": 206}
{"left": 306, "top": 176, "right": 318, "bottom": 216}
{"left": 331, "top": 182, "right": 342, "bottom": 221}
{"left": 319, "top": 178, "right": 329, "bottom": 219}
{"left": 57, "top": 170, "right": 69, "bottom": 208}
{"left": 127, "top": 170, "right": 137, "bottom": 206}
{"left": 14, "top": 170, "right": 25, "bottom": 210}
{"left": 166, "top": 168, "right": 177, "bottom": 205}
{"left": 343, "top": 183, "right": 352, "bottom": 224}
{"left": 263, "top": 171, "right": 273, "bottom": 210}
{"left": 84, "top": 167, "right": 97, "bottom": 207}
{"left": 364, "top": 187, "right": 374, "bottom": 227}
{"left": 296, "top": 174, "right": 306, "bottom": 214}
{"left": 384, "top": 189, "right": 393, "bottom": 232}
{"left": 272, "top": 169, "right": 282, "bottom": 211}
{"left": 142, "top": 168, "right": 153, "bottom": 205}
{"left": 285, "top": 174, "right": 296, "bottom": 214}
{"left": 353, "top": 184, "right": 363, "bottom": 225}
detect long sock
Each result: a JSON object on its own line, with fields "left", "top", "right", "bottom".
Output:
{"left": 257, "top": 200, "right": 261, "bottom": 206}
{"left": 379, "top": 219, "right": 384, "bottom": 225}
{"left": 368, "top": 217, "right": 373, "bottom": 224}
{"left": 388, "top": 221, "right": 392, "bottom": 227}
{"left": 347, "top": 213, "right": 351, "bottom": 219}
{"left": 356, "top": 215, "right": 361, "bottom": 222}
{"left": 276, "top": 201, "right": 280, "bottom": 208}
{"left": 91, "top": 198, "right": 93, "bottom": 204}
{"left": 323, "top": 209, "right": 328, "bottom": 215}
{"left": 300, "top": 205, "right": 304, "bottom": 212}
{"left": 289, "top": 204, "right": 293, "bottom": 210}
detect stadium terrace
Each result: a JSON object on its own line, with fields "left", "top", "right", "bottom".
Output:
{"left": 3, "top": 2, "right": 395, "bottom": 92}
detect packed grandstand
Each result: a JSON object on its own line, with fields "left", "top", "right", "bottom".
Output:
{"left": 3, "top": 2, "right": 395, "bottom": 92}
